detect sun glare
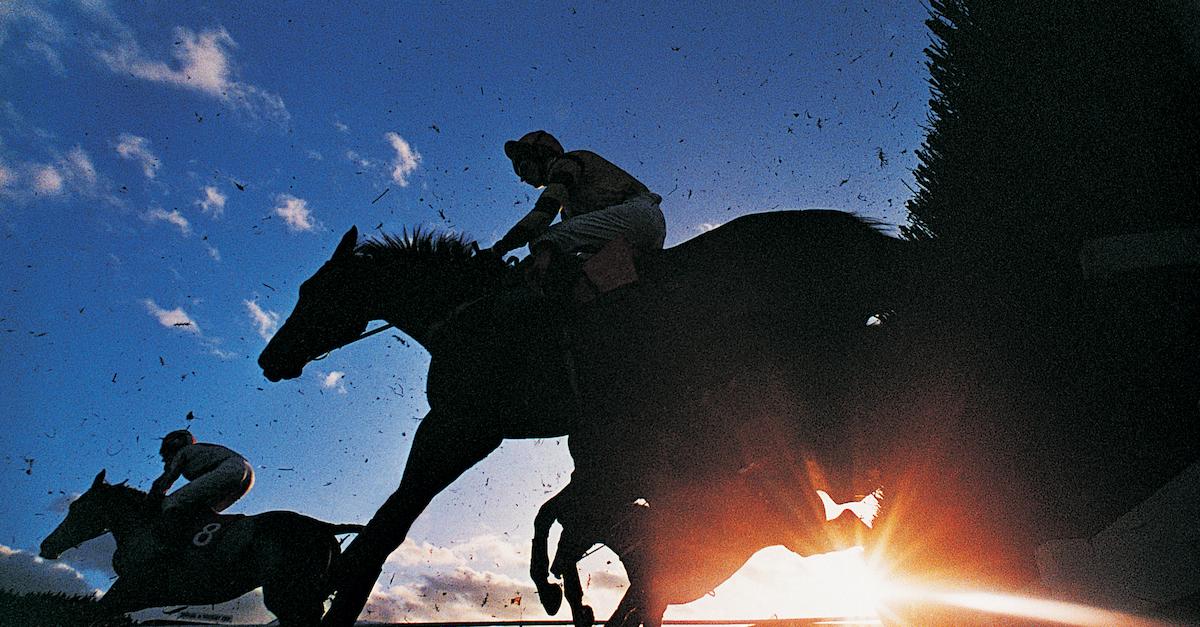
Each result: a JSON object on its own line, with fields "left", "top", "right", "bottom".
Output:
{"left": 871, "top": 582, "right": 1176, "bottom": 627}
{"left": 667, "top": 546, "right": 884, "bottom": 622}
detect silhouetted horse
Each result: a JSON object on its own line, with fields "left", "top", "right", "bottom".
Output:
{"left": 40, "top": 470, "right": 364, "bottom": 627}
{"left": 257, "top": 211, "right": 908, "bottom": 626}
{"left": 531, "top": 368, "right": 884, "bottom": 627}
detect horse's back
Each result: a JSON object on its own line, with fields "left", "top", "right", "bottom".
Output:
{"left": 657, "top": 209, "right": 897, "bottom": 268}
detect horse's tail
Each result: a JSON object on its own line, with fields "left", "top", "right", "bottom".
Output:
{"left": 321, "top": 523, "right": 366, "bottom": 597}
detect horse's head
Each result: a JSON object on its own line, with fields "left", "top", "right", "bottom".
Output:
{"left": 40, "top": 470, "right": 112, "bottom": 559}
{"left": 258, "top": 227, "right": 372, "bottom": 381}
{"left": 259, "top": 225, "right": 501, "bottom": 381}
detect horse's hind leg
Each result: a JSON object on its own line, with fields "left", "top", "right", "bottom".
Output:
{"left": 606, "top": 583, "right": 664, "bottom": 627}
{"left": 642, "top": 596, "right": 667, "bottom": 627}
{"left": 264, "top": 580, "right": 324, "bottom": 627}
{"left": 263, "top": 542, "right": 331, "bottom": 627}
{"left": 606, "top": 588, "right": 641, "bottom": 627}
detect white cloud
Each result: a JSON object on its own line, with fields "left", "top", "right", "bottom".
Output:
{"left": 205, "top": 341, "right": 237, "bottom": 360}
{"left": 697, "top": 222, "right": 723, "bottom": 233}
{"left": 273, "top": 193, "right": 315, "bottom": 232}
{"left": 196, "top": 185, "right": 226, "bottom": 217}
{"left": 306, "top": 149, "right": 323, "bottom": 161}
{"left": 346, "top": 150, "right": 371, "bottom": 168}
{"left": 243, "top": 299, "right": 279, "bottom": 341}
{"left": 144, "top": 207, "right": 191, "bottom": 236}
{"left": 334, "top": 120, "right": 349, "bottom": 133}
{"left": 115, "top": 133, "right": 160, "bottom": 178}
{"left": 65, "top": 147, "right": 96, "bottom": 183}
{"left": 0, "top": 162, "right": 12, "bottom": 188}
{"left": 52, "top": 535, "right": 116, "bottom": 578}
{"left": 385, "top": 132, "right": 421, "bottom": 186}
{"left": 26, "top": 38, "right": 65, "bottom": 73}
{"left": 142, "top": 299, "right": 200, "bottom": 334}
{"left": 321, "top": 370, "right": 347, "bottom": 394}
{"left": 0, "top": 544, "right": 97, "bottom": 597}
{"left": 205, "top": 243, "right": 221, "bottom": 261}
{"left": 0, "top": 4, "right": 67, "bottom": 73}
{"left": 98, "top": 26, "right": 288, "bottom": 124}
{"left": 365, "top": 535, "right": 630, "bottom": 623}
{"left": 32, "top": 165, "right": 63, "bottom": 194}
{"left": 365, "top": 566, "right": 543, "bottom": 623}
{"left": 20, "top": 148, "right": 104, "bottom": 199}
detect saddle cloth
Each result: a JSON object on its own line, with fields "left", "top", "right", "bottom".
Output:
{"left": 574, "top": 236, "right": 640, "bottom": 303}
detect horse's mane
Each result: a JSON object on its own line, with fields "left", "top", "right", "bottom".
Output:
{"left": 99, "top": 482, "right": 158, "bottom": 518}
{"left": 356, "top": 227, "right": 477, "bottom": 264}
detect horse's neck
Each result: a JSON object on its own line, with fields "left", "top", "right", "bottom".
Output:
{"left": 104, "top": 493, "right": 155, "bottom": 539}
{"left": 373, "top": 262, "right": 493, "bottom": 350}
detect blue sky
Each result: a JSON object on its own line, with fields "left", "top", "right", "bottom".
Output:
{"left": 0, "top": 1, "right": 931, "bottom": 621}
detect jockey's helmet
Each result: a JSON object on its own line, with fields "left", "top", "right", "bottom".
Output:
{"left": 160, "top": 429, "right": 195, "bottom": 460}
{"left": 505, "top": 130, "right": 564, "bottom": 165}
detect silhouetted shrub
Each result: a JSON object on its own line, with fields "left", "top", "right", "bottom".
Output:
{"left": 0, "top": 589, "right": 137, "bottom": 626}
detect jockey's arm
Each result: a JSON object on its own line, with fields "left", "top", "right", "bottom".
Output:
{"left": 150, "top": 450, "right": 187, "bottom": 497}
{"left": 492, "top": 185, "right": 567, "bottom": 255}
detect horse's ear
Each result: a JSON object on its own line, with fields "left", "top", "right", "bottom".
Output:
{"left": 92, "top": 470, "right": 106, "bottom": 489}
{"left": 333, "top": 226, "right": 359, "bottom": 261}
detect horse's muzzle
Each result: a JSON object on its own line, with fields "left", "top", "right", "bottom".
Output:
{"left": 261, "top": 365, "right": 302, "bottom": 382}
{"left": 258, "top": 348, "right": 304, "bottom": 382}
{"left": 38, "top": 541, "right": 61, "bottom": 560}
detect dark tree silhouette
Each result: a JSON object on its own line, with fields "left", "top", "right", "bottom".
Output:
{"left": 906, "top": 0, "right": 1199, "bottom": 250}
{"left": 896, "top": 0, "right": 1200, "bottom": 560}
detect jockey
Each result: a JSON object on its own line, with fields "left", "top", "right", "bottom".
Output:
{"left": 149, "top": 430, "right": 255, "bottom": 547}
{"left": 484, "top": 131, "right": 666, "bottom": 281}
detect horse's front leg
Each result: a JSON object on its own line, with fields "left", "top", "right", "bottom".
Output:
{"left": 323, "top": 408, "right": 504, "bottom": 627}
{"left": 93, "top": 576, "right": 156, "bottom": 620}
{"left": 560, "top": 560, "right": 595, "bottom": 627}
{"left": 532, "top": 487, "right": 570, "bottom": 615}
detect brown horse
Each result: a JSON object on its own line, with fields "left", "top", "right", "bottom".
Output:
{"left": 257, "top": 210, "right": 909, "bottom": 626}
{"left": 40, "top": 470, "right": 364, "bottom": 627}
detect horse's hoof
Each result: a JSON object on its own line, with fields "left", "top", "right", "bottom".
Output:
{"left": 536, "top": 580, "right": 563, "bottom": 615}
{"left": 576, "top": 604, "right": 595, "bottom": 627}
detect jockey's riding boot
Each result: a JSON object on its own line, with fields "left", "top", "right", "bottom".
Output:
{"left": 542, "top": 255, "right": 585, "bottom": 303}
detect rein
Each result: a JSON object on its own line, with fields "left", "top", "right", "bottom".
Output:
{"left": 312, "top": 323, "right": 396, "bottom": 361}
